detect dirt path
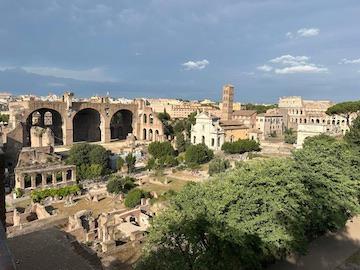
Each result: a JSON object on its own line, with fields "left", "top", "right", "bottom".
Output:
{"left": 267, "top": 217, "right": 360, "bottom": 270}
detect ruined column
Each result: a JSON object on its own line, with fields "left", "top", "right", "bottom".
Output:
{"left": 52, "top": 172, "right": 56, "bottom": 185}
{"left": 61, "top": 171, "right": 66, "bottom": 183}
{"left": 41, "top": 173, "right": 46, "bottom": 186}
{"left": 72, "top": 168, "right": 76, "bottom": 182}
{"left": 31, "top": 174, "right": 36, "bottom": 189}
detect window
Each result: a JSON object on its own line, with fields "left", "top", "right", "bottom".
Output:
{"left": 211, "top": 138, "right": 214, "bottom": 146}
{"left": 193, "top": 136, "right": 196, "bottom": 144}
{"left": 202, "top": 136, "right": 205, "bottom": 144}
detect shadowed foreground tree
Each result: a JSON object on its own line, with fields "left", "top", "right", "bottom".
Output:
{"left": 135, "top": 135, "right": 360, "bottom": 270}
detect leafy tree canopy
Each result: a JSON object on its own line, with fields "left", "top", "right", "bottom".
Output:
{"left": 222, "top": 139, "right": 261, "bottom": 154}
{"left": 148, "top": 141, "right": 175, "bottom": 159}
{"left": 185, "top": 144, "right": 214, "bottom": 165}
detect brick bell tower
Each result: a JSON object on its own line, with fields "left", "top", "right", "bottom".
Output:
{"left": 221, "top": 84, "right": 234, "bottom": 121}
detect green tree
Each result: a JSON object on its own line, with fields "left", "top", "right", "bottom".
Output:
{"left": 326, "top": 101, "right": 360, "bottom": 127}
{"left": 136, "top": 134, "right": 360, "bottom": 270}
{"left": 88, "top": 145, "right": 110, "bottom": 168}
{"left": 284, "top": 128, "right": 297, "bottom": 144}
{"left": 124, "top": 189, "right": 150, "bottom": 208}
{"left": 125, "top": 153, "right": 136, "bottom": 173}
{"left": 106, "top": 175, "right": 136, "bottom": 194}
{"left": 66, "top": 143, "right": 110, "bottom": 180}
{"left": 208, "top": 158, "right": 230, "bottom": 176}
{"left": 175, "top": 132, "right": 187, "bottom": 153}
{"left": 221, "top": 139, "right": 261, "bottom": 154}
{"left": 345, "top": 116, "right": 360, "bottom": 147}
{"left": 116, "top": 156, "right": 125, "bottom": 171}
{"left": 0, "top": 113, "right": 9, "bottom": 123}
{"left": 148, "top": 141, "right": 175, "bottom": 159}
{"left": 185, "top": 144, "right": 214, "bottom": 165}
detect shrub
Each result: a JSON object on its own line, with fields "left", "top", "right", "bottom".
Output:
{"left": 31, "top": 185, "right": 80, "bottom": 203}
{"left": 124, "top": 189, "right": 150, "bottom": 208}
{"left": 208, "top": 158, "right": 231, "bottom": 176}
{"left": 106, "top": 176, "right": 136, "bottom": 194}
{"left": 221, "top": 139, "right": 261, "bottom": 154}
{"left": 185, "top": 144, "right": 214, "bottom": 165}
{"left": 148, "top": 141, "right": 175, "bottom": 159}
{"left": 14, "top": 188, "right": 24, "bottom": 198}
{"left": 66, "top": 143, "right": 110, "bottom": 180}
{"left": 284, "top": 128, "right": 297, "bottom": 144}
{"left": 116, "top": 156, "right": 125, "bottom": 171}
{"left": 125, "top": 153, "right": 136, "bottom": 173}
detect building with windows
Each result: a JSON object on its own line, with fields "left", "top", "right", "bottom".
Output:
{"left": 190, "top": 112, "right": 225, "bottom": 151}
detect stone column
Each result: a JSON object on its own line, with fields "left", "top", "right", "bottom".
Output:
{"left": 30, "top": 174, "right": 36, "bottom": 189}
{"left": 41, "top": 173, "right": 46, "bottom": 186}
{"left": 52, "top": 172, "right": 56, "bottom": 185}
{"left": 62, "top": 171, "right": 67, "bottom": 183}
{"left": 72, "top": 168, "right": 76, "bottom": 182}
{"left": 19, "top": 175, "right": 24, "bottom": 189}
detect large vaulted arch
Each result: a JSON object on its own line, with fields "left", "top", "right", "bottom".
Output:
{"left": 25, "top": 108, "right": 64, "bottom": 146}
{"left": 73, "top": 108, "right": 102, "bottom": 142}
{"left": 110, "top": 109, "right": 133, "bottom": 140}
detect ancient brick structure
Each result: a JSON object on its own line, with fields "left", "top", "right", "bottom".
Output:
{"left": 7, "top": 92, "right": 165, "bottom": 148}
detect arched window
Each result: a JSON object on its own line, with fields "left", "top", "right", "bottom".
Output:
{"left": 202, "top": 136, "right": 205, "bottom": 144}
{"left": 149, "top": 114, "right": 153, "bottom": 124}
{"left": 193, "top": 136, "right": 196, "bottom": 144}
{"left": 316, "top": 119, "right": 320, "bottom": 124}
{"left": 143, "top": 114, "right": 147, "bottom": 124}
{"left": 143, "top": 129, "right": 147, "bottom": 140}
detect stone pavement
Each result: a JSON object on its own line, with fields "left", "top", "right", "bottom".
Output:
{"left": 267, "top": 217, "right": 360, "bottom": 270}
{"left": 7, "top": 227, "right": 102, "bottom": 270}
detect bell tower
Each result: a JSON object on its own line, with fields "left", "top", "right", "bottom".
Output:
{"left": 221, "top": 84, "right": 234, "bottom": 121}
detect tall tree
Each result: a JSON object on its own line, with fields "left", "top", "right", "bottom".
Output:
{"left": 326, "top": 101, "right": 360, "bottom": 127}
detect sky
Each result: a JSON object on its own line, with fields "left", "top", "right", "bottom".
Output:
{"left": 0, "top": 0, "right": 360, "bottom": 103}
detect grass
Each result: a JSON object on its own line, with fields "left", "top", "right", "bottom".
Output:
{"left": 141, "top": 177, "right": 189, "bottom": 194}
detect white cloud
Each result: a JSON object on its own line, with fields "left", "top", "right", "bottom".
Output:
{"left": 297, "top": 28, "right": 320, "bottom": 37}
{"left": 182, "top": 59, "right": 209, "bottom": 70}
{"left": 286, "top": 28, "right": 320, "bottom": 39}
{"left": 270, "top": 55, "right": 309, "bottom": 66}
{"left": 339, "top": 58, "right": 360, "bottom": 64}
{"left": 257, "top": 54, "right": 328, "bottom": 75}
{"left": 22, "top": 66, "right": 115, "bottom": 82}
{"left": 275, "top": 65, "right": 328, "bottom": 74}
{"left": 257, "top": 65, "right": 273, "bottom": 72}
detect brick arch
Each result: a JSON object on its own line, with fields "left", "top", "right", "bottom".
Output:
{"left": 110, "top": 109, "right": 133, "bottom": 140}
{"left": 72, "top": 108, "right": 103, "bottom": 142}
{"left": 24, "top": 107, "right": 64, "bottom": 146}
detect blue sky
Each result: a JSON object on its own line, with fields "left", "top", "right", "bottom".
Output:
{"left": 0, "top": 0, "right": 360, "bottom": 102}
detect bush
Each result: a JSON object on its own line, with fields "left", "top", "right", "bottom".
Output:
{"left": 66, "top": 143, "right": 110, "bottom": 180}
{"left": 208, "top": 158, "right": 230, "bottom": 176}
{"left": 125, "top": 153, "right": 136, "bottom": 173}
{"left": 124, "top": 189, "right": 150, "bottom": 208}
{"left": 116, "top": 156, "right": 125, "bottom": 171}
{"left": 148, "top": 141, "right": 175, "bottom": 159}
{"left": 106, "top": 176, "right": 136, "bottom": 194}
{"left": 221, "top": 139, "right": 261, "bottom": 154}
{"left": 14, "top": 188, "right": 24, "bottom": 198}
{"left": 31, "top": 185, "right": 80, "bottom": 203}
{"left": 284, "top": 128, "right": 297, "bottom": 144}
{"left": 77, "top": 164, "right": 103, "bottom": 180}
{"left": 185, "top": 144, "right": 214, "bottom": 165}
